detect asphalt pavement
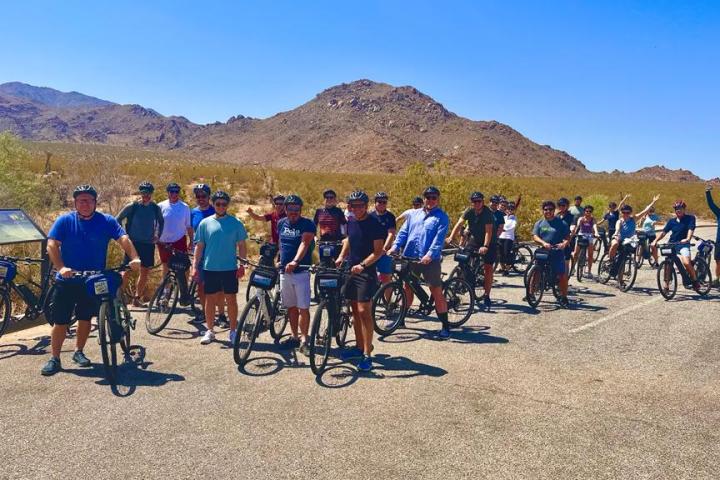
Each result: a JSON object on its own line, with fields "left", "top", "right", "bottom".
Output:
{"left": 1, "top": 226, "right": 719, "bottom": 479}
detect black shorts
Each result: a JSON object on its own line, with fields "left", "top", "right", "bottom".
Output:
{"left": 124, "top": 242, "right": 155, "bottom": 268}
{"left": 564, "top": 245, "right": 572, "bottom": 261}
{"left": 498, "top": 238, "right": 514, "bottom": 264}
{"left": 344, "top": 270, "right": 378, "bottom": 302}
{"left": 204, "top": 270, "right": 239, "bottom": 295}
{"left": 409, "top": 260, "right": 443, "bottom": 287}
{"left": 467, "top": 238, "right": 497, "bottom": 265}
{"left": 714, "top": 246, "right": 720, "bottom": 262}
{"left": 50, "top": 281, "right": 99, "bottom": 325}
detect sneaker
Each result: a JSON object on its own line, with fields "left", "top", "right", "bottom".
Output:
{"left": 200, "top": 330, "right": 216, "bottom": 345}
{"left": 693, "top": 281, "right": 702, "bottom": 292}
{"left": 712, "top": 279, "right": 720, "bottom": 288}
{"left": 340, "top": 346, "right": 363, "bottom": 361}
{"left": 280, "top": 336, "right": 301, "bottom": 350}
{"left": 191, "top": 312, "right": 205, "bottom": 324}
{"left": 438, "top": 328, "right": 451, "bottom": 339}
{"left": 131, "top": 296, "right": 145, "bottom": 308}
{"left": 72, "top": 350, "right": 92, "bottom": 367}
{"left": 229, "top": 330, "right": 237, "bottom": 345}
{"left": 41, "top": 357, "right": 61, "bottom": 376}
{"left": 299, "top": 342, "right": 311, "bottom": 357}
{"left": 358, "top": 355, "right": 373, "bottom": 372}
{"left": 484, "top": 296, "right": 492, "bottom": 309}
{"left": 584, "top": 272, "right": 593, "bottom": 280}
{"left": 558, "top": 296, "right": 570, "bottom": 308}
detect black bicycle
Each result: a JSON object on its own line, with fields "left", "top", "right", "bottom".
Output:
{"left": 495, "top": 241, "right": 534, "bottom": 275}
{"left": 0, "top": 255, "right": 55, "bottom": 339}
{"left": 447, "top": 243, "right": 485, "bottom": 298}
{"left": 571, "top": 235, "right": 596, "bottom": 282}
{"left": 693, "top": 236, "right": 715, "bottom": 269}
{"left": 145, "top": 246, "right": 200, "bottom": 334}
{"left": 657, "top": 242, "right": 712, "bottom": 300}
{"left": 524, "top": 248, "right": 564, "bottom": 308}
{"left": 308, "top": 264, "right": 353, "bottom": 375}
{"left": 371, "top": 255, "right": 475, "bottom": 336}
{"left": 597, "top": 238, "right": 638, "bottom": 292}
{"left": 635, "top": 230, "right": 658, "bottom": 268}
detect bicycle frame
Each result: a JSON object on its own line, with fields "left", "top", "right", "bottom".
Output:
{"left": 0, "top": 256, "right": 53, "bottom": 321}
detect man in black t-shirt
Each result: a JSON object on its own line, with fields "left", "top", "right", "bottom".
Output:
{"left": 336, "top": 191, "right": 385, "bottom": 372}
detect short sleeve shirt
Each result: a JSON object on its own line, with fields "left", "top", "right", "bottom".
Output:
{"left": 313, "top": 206, "right": 347, "bottom": 241}
{"left": 158, "top": 200, "right": 191, "bottom": 243}
{"left": 191, "top": 206, "right": 215, "bottom": 242}
{"left": 533, "top": 217, "right": 570, "bottom": 245}
{"left": 278, "top": 217, "right": 316, "bottom": 272}
{"left": 194, "top": 215, "right": 248, "bottom": 271}
{"left": 463, "top": 206, "right": 496, "bottom": 244}
{"left": 604, "top": 211, "right": 620, "bottom": 234}
{"left": 263, "top": 210, "right": 287, "bottom": 244}
{"left": 369, "top": 210, "right": 396, "bottom": 236}
{"left": 493, "top": 210, "right": 505, "bottom": 231}
{"left": 48, "top": 212, "right": 125, "bottom": 282}
{"left": 663, "top": 214, "right": 696, "bottom": 243}
{"left": 347, "top": 215, "right": 386, "bottom": 268}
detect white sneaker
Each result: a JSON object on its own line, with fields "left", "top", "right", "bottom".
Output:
{"left": 200, "top": 330, "right": 215, "bottom": 345}
{"left": 229, "top": 330, "right": 237, "bottom": 345}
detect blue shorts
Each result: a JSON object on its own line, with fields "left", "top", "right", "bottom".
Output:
{"left": 376, "top": 254, "right": 392, "bottom": 274}
{"left": 549, "top": 250, "right": 566, "bottom": 277}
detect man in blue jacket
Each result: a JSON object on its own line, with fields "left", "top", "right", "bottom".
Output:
{"left": 706, "top": 185, "right": 720, "bottom": 287}
{"left": 389, "top": 186, "right": 451, "bottom": 338}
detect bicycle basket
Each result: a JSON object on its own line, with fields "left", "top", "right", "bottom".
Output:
{"left": 249, "top": 268, "right": 278, "bottom": 290}
{"left": 0, "top": 260, "right": 17, "bottom": 283}
{"left": 85, "top": 272, "right": 121, "bottom": 299}
{"left": 454, "top": 251, "right": 471, "bottom": 264}
{"left": 259, "top": 242, "right": 279, "bottom": 261}
{"left": 393, "top": 258, "right": 410, "bottom": 274}
{"left": 319, "top": 243, "right": 340, "bottom": 260}
{"left": 699, "top": 240, "right": 713, "bottom": 256}
{"left": 534, "top": 249, "right": 550, "bottom": 262}
{"left": 660, "top": 245, "right": 675, "bottom": 256}
{"left": 317, "top": 272, "right": 342, "bottom": 290}
{"left": 169, "top": 252, "right": 191, "bottom": 271}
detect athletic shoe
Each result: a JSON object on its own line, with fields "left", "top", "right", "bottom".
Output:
{"left": 584, "top": 272, "right": 593, "bottom": 280}
{"left": 72, "top": 350, "right": 92, "bottom": 367}
{"left": 200, "top": 330, "right": 216, "bottom": 345}
{"left": 132, "top": 296, "right": 145, "bottom": 308}
{"left": 358, "top": 355, "right": 373, "bottom": 372}
{"left": 229, "top": 330, "right": 237, "bottom": 345}
{"left": 340, "top": 346, "right": 363, "bottom": 361}
{"left": 712, "top": 279, "right": 720, "bottom": 288}
{"left": 299, "top": 342, "right": 311, "bottom": 357}
{"left": 484, "top": 296, "right": 492, "bottom": 309}
{"left": 41, "top": 357, "right": 61, "bottom": 376}
{"left": 438, "top": 328, "right": 451, "bottom": 339}
{"left": 558, "top": 296, "right": 570, "bottom": 308}
{"left": 280, "top": 337, "right": 301, "bottom": 350}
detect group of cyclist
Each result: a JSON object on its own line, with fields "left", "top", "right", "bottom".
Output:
{"left": 38, "top": 180, "right": 720, "bottom": 376}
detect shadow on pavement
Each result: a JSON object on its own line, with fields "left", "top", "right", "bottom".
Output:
{"left": 378, "top": 325, "right": 507, "bottom": 345}
{"left": 0, "top": 335, "right": 50, "bottom": 361}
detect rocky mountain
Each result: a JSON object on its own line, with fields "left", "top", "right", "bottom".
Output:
{"left": 0, "top": 82, "right": 114, "bottom": 109}
{"left": 626, "top": 166, "right": 703, "bottom": 183}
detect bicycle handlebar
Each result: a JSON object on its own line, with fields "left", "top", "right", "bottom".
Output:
{"left": 0, "top": 255, "right": 45, "bottom": 264}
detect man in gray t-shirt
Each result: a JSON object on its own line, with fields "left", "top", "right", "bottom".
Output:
{"left": 117, "top": 182, "right": 164, "bottom": 306}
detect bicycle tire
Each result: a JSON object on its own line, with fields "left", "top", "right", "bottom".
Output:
{"left": 635, "top": 244, "right": 645, "bottom": 269}
{"left": 443, "top": 277, "right": 475, "bottom": 328}
{"left": 309, "top": 300, "right": 333, "bottom": 375}
{"left": 513, "top": 246, "right": 533, "bottom": 275}
{"left": 593, "top": 238, "right": 604, "bottom": 262}
{"left": 597, "top": 254, "right": 612, "bottom": 284}
{"left": 233, "top": 296, "right": 262, "bottom": 366}
{"left": 145, "top": 275, "right": 178, "bottom": 334}
{"left": 693, "top": 258, "right": 712, "bottom": 297}
{"left": 0, "top": 288, "right": 10, "bottom": 340}
{"left": 371, "top": 282, "right": 407, "bottom": 336}
{"left": 119, "top": 304, "right": 132, "bottom": 356}
{"left": 575, "top": 251, "right": 586, "bottom": 283}
{"left": 657, "top": 260, "right": 677, "bottom": 300}
{"left": 245, "top": 282, "right": 255, "bottom": 302}
{"left": 188, "top": 280, "right": 202, "bottom": 315}
{"left": 525, "top": 265, "right": 544, "bottom": 308}
{"left": 98, "top": 302, "right": 118, "bottom": 385}
{"left": 269, "top": 288, "right": 288, "bottom": 340}
{"left": 335, "top": 301, "right": 351, "bottom": 348}
{"left": 619, "top": 256, "right": 637, "bottom": 292}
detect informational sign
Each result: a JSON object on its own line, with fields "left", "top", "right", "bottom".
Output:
{"left": 0, "top": 209, "right": 47, "bottom": 245}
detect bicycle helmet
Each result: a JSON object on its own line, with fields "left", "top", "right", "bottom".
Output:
{"left": 500, "top": 197, "right": 509, "bottom": 205}
{"left": 347, "top": 190, "right": 369, "bottom": 204}
{"left": 423, "top": 186, "right": 440, "bottom": 197}
{"left": 620, "top": 204, "right": 633, "bottom": 213}
{"left": 608, "top": 201, "right": 618, "bottom": 209}
{"left": 673, "top": 199, "right": 687, "bottom": 209}
{"left": 166, "top": 182, "right": 181, "bottom": 192}
{"left": 557, "top": 197, "right": 570, "bottom": 206}
{"left": 374, "top": 191, "right": 389, "bottom": 201}
{"left": 506, "top": 202, "right": 516, "bottom": 210}
{"left": 489, "top": 195, "right": 501, "bottom": 204}
{"left": 138, "top": 181, "right": 154, "bottom": 194}
{"left": 193, "top": 183, "right": 211, "bottom": 195}
{"left": 412, "top": 196, "right": 423, "bottom": 205}
{"left": 323, "top": 189, "right": 336, "bottom": 198}
{"left": 72, "top": 184, "right": 97, "bottom": 199}
{"left": 272, "top": 194, "right": 286, "bottom": 203}
{"left": 211, "top": 191, "right": 230, "bottom": 203}
{"left": 470, "top": 191, "right": 484, "bottom": 202}
{"left": 284, "top": 194, "right": 303, "bottom": 206}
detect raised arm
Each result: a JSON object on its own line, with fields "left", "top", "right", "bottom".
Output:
{"left": 706, "top": 186, "right": 720, "bottom": 218}
{"left": 635, "top": 194, "right": 660, "bottom": 220}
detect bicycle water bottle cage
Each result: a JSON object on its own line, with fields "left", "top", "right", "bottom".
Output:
{"left": 85, "top": 272, "right": 121, "bottom": 299}
{"left": 0, "top": 260, "right": 17, "bottom": 284}
{"left": 249, "top": 268, "right": 278, "bottom": 290}
{"left": 169, "top": 253, "right": 191, "bottom": 271}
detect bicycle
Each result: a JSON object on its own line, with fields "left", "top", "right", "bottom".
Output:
{"left": 371, "top": 255, "right": 475, "bottom": 336}
{"left": 232, "top": 259, "right": 292, "bottom": 367}
{"left": 144, "top": 246, "right": 200, "bottom": 334}
{"left": 495, "top": 241, "right": 534, "bottom": 275}
{"left": 0, "top": 255, "right": 55, "bottom": 340}
{"left": 446, "top": 243, "right": 485, "bottom": 298}
{"left": 593, "top": 227, "right": 608, "bottom": 262}
{"left": 78, "top": 266, "right": 136, "bottom": 385}
{"left": 693, "top": 235, "right": 715, "bottom": 268}
{"left": 308, "top": 264, "right": 354, "bottom": 375}
{"left": 571, "top": 235, "right": 596, "bottom": 282}
{"left": 597, "top": 238, "right": 639, "bottom": 292}
{"left": 657, "top": 242, "right": 712, "bottom": 300}
{"left": 634, "top": 230, "right": 658, "bottom": 269}
{"left": 524, "top": 248, "right": 564, "bottom": 308}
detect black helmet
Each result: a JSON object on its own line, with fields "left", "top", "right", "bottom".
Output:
{"left": 423, "top": 186, "right": 440, "bottom": 197}
{"left": 73, "top": 184, "right": 97, "bottom": 199}
{"left": 412, "top": 196, "right": 423, "bottom": 205}
{"left": 193, "top": 183, "right": 211, "bottom": 195}
{"left": 506, "top": 202, "right": 516, "bottom": 210}
{"left": 558, "top": 197, "right": 570, "bottom": 206}
{"left": 272, "top": 194, "right": 286, "bottom": 203}
{"left": 470, "top": 191, "right": 484, "bottom": 202}
{"left": 211, "top": 191, "right": 231, "bottom": 203}
{"left": 347, "top": 190, "right": 369, "bottom": 204}
{"left": 620, "top": 204, "right": 633, "bottom": 213}
{"left": 284, "top": 194, "right": 303, "bottom": 206}
{"left": 323, "top": 189, "right": 336, "bottom": 198}
{"left": 574, "top": 195, "right": 583, "bottom": 201}
{"left": 374, "top": 191, "right": 388, "bottom": 201}
{"left": 138, "top": 181, "right": 154, "bottom": 194}
{"left": 166, "top": 182, "right": 181, "bottom": 192}
{"left": 490, "top": 195, "right": 501, "bottom": 203}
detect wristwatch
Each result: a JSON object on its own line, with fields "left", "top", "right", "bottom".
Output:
{"left": 359, "top": 262, "right": 366, "bottom": 269}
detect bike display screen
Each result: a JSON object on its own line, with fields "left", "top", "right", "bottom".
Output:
{"left": 0, "top": 209, "right": 46, "bottom": 245}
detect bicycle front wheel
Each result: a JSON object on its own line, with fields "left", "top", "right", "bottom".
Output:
{"left": 657, "top": 260, "right": 677, "bottom": 300}
{"left": 145, "top": 275, "right": 178, "bottom": 334}
{"left": 443, "top": 277, "right": 475, "bottom": 328}
{"left": 0, "top": 288, "right": 11, "bottom": 340}
{"left": 371, "top": 282, "right": 407, "bottom": 336}
{"left": 98, "top": 302, "right": 118, "bottom": 385}
{"left": 335, "top": 301, "right": 351, "bottom": 348}
{"left": 618, "top": 256, "right": 638, "bottom": 292}
{"left": 525, "top": 265, "right": 544, "bottom": 308}
{"left": 513, "top": 246, "right": 533, "bottom": 275}
{"left": 596, "top": 254, "right": 612, "bottom": 284}
{"left": 575, "top": 252, "right": 586, "bottom": 283}
{"left": 233, "top": 297, "right": 262, "bottom": 366}
{"left": 269, "top": 288, "right": 288, "bottom": 341}
{"left": 309, "top": 301, "right": 333, "bottom": 375}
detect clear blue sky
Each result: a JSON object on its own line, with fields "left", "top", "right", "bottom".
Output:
{"left": 3, "top": 0, "right": 719, "bottom": 178}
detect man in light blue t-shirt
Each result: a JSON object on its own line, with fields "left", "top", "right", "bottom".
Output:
{"left": 192, "top": 191, "right": 247, "bottom": 345}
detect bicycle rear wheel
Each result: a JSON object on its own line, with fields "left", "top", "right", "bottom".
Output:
{"left": 335, "top": 301, "right": 351, "bottom": 348}
{"left": 618, "top": 256, "right": 638, "bottom": 292}
{"left": 371, "top": 282, "right": 406, "bottom": 335}
{"left": 693, "top": 258, "right": 712, "bottom": 297}
{"left": 657, "top": 260, "right": 677, "bottom": 300}
{"left": 575, "top": 253, "right": 586, "bottom": 283}
{"left": 593, "top": 239, "right": 604, "bottom": 262}
{"left": 145, "top": 275, "right": 178, "bottom": 334}
{"left": 98, "top": 302, "right": 118, "bottom": 385}
{"left": 0, "top": 288, "right": 10, "bottom": 340}
{"left": 233, "top": 297, "right": 262, "bottom": 366}
{"left": 525, "top": 265, "right": 544, "bottom": 308}
{"left": 269, "top": 288, "right": 289, "bottom": 341}
{"left": 443, "top": 277, "right": 475, "bottom": 328}
{"left": 309, "top": 301, "right": 333, "bottom": 375}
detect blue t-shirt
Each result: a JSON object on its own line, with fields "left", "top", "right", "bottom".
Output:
{"left": 493, "top": 210, "right": 505, "bottom": 230}
{"left": 617, "top": 218, "right": 636, "bottom": 240}
{"left": 48, "top": 212, "right": 125, "bottom": 282}
{"left": 194, "top": 215, "right": 248, "bottom": 271}
{"left": 278, "top": 217, "right": 316, "bottom": 272}
{"left": 663, "top": 214, "right": 696, "bottom": 243}
{"left": 191, "top": 206, "right": 215, "bottom": 235}
{"left": 532, "top": 217, "right": 570, "bottom": 245}
{"left": 604, "top": 211, "right": 620, "bottom": 234}
{"left": 369, "top": 210, "right": 396, "bottom": 235}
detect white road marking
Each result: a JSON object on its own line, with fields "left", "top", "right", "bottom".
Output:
{"left": 569, "top": 296, "right": 664, "bottom": 333}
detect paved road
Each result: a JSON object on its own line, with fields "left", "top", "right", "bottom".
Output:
{"left": 2, "top": 227, "right": 719, "bottom": 479}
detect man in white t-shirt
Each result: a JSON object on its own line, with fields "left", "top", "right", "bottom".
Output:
{"left": 157, "top": 182, "right": 193, "bottom": 278}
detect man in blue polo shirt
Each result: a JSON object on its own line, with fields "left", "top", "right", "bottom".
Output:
{"left": 653, "top": 199, "right": 699, "bottom": 288}
{"left": 389, "top": 186, "right": 451, "bottom": 338}
{"left": 41, "top": 185, "right": 141, "bottom": 376}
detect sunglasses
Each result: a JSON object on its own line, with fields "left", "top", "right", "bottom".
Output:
{"left": 349, "top": 203, "right": 366, "bottom": 209}
{"left": 472, "top": 200, "right": 484, "bottom": 204}
{"left": 425, "top": 195, "right": 438, "bottom": 200}
{"left": 543, "top": 208, "right": 555, "bottom": 212}
{"left": 195, "top": 194, "right": 208, "bottom": 199}
{"left": 674, "top": 207, "right": 684, "bottom": 211}
{"left": 214, "top": 201, "right": 228, "bottom": 207}
{"left": 274, "top": 202, "right": 284, "bottom": 206}
{"left": 168, "top": 190, "right": 180, "bottom": 194}
{"left": 375, "top": 200, "right": 387, "bottom": 204}
{"left": 287, "top": 206, "right": 301, "bottom": 212}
